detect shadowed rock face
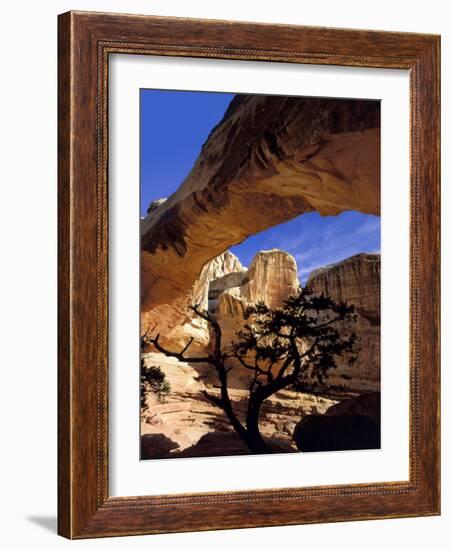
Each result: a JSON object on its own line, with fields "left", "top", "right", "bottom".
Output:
{"left": 144, "top": 431, "right": 297, "bottom": 459}
{"left": 141, "top": 433, "right": 180, "bottom": 459}
{"left": 209, "top": 252, "right": 380, "bottom": 391}
{"left": 307, "top": 253, "right": 380, "bottom": 326}
{"left": 293, "top": 413, "right": 380, "bottom": 452}
{"left": 293, "top": 392, "right": 381, "bottom": 452}
{"left": 141, "top": 95, "right": 380, "bottom": 311}
{"left": 307, "top": 254, "right": 381, "bottom": 391}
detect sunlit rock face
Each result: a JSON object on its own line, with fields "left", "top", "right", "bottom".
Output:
{"left": 208, "top": 271, "right": 248, "bottom": 311}
{"left": 141, "top": 352, "right": 339, "bottom": 458}
{"left": 195, "top": 250, "right": 246, "bottom": 311}
{"left": 140, "top": 94, "right": 380, "bottom": 395}
{"left": 141, "top": 95, "right": 380, "bottom": 312}
{"left": 307, "top": 253, "right": 381, "bottom": 391}
{"left": 241, "top": 250, "right": 300, "bottom": 309}
{"left": 211, "top": 250, "right": 300, "bottom": 355}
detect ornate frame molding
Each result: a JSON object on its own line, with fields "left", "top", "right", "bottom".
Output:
{"left": 58, "top": 11, "right": 440, "bottom": 538}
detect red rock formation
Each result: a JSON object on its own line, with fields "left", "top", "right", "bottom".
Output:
{"left": 139, "top": 95, "right": 382, "bottom": 458}
{"left": 212, "top": 250, "right": 300, "bottom": 356}
{"left": 142, "top": 250, "right": 245, "bottom": 351}
{"left": 307, "top": 253, "right": 381, "bottom": 391}
{"left": 241, "top": 250, "right": 300, "bottom": 309}
{"left": 141, "top": 96, "right": 380, "bottom": 312}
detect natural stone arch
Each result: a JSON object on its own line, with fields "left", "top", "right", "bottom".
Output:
{"left": 141, "top": 94, "right": 380, "bottom": 314}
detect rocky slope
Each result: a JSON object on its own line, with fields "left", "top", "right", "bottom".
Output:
{"left": 141, "top": 251, "right": 381, "bottom": 458}
{"left": 141, "top": 353, "right": 340, "bottom": 459}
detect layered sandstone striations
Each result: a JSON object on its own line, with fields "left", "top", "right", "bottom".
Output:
{"left": 307, "top": 253, "right": 381, "bottom": 391}
{"left": 211, "top": 250, "right": 300, "bottom": 365}
{"left": 141, "top": 252, "right": 381, "bottom": 457}
{"left": 141, "top": 96, "right": 380, "bottom": 312}
{"left": 139, "top": 95, "right": 382, "bottom": 458}
{"left": 241, "top": 249, "right": 300, "bottom": 308}
{"left": 142, "top": 250, "right": 245, "bottom": 351}
{"left": 293, "top": 392, "right": 381, "bottom": 452}
{"left": 141, "top": 352, "right": 339, "bottom": 458}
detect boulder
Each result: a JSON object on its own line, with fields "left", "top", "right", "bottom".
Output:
{"left": 293, "top": 392, "right": 381, "bottom": 452}
{"left": 140, "top": 433, "right": 180, "bottom": 459}
{"left": 307, "top": 252, "right": 380, "bottom": 326}
{"left": 293, "top": 413, "right": 380, "bottom": 452}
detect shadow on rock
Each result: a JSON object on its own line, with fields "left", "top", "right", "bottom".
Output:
{"left": 172, "top": 431, "right": 250, "bottom": 458}
{"left": 141, "top": 433, "right": 180, "bottom": 459}
{"left": 325, "top": 392, "right": 380, "bottom": 424}
{"left": 142, "top": 430, "right": 297, "bottom": 459}
{"left": 174, "top": 431, "right": 297, "bottom": 458}
{"left": 293, "top": 392, "right": 381, "bottom": 452}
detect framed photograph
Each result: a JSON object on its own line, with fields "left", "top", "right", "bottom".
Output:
{"left": 58, "top": 11, "right": 440, "bottom": 538}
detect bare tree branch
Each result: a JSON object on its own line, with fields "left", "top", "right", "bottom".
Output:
{"left": 181, "top": 337, "right": 194, "bottom": 355}
{"left": 144, "top": 288, "right": 358, "bottom": 455}
{"left": 201, "top": 389, "right": 223, "bottom": 408}
{"left": 233, "top": 352, "right": 267, "bottom": 376}
{"left": 149, "top": 333, "right": 216, "bottom": 365}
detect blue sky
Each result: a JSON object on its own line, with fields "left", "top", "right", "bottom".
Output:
{"left": 140, "top": 89, "right": 234, "bottom": 216}
{"left": 140, "top": 89, "right": 380, "bottom": 284}
{"left": 230, "top": 212, "right": 380, "bottom": 283}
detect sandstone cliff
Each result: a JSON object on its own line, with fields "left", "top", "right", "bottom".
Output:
{"left": 142, "top": 250, "right": 245, "bottom": 352}
{"left": 307, "top": 252, "right": 380, "bottom": 326}
{"left": 139, "top": 93, "right": 381, "bottom": 458}
{"left": 141, "top": 95, "right": 380, "bottom": 312}
{"left": 307, "top": 253, "right": 381, "bottom": 391}
{"left": 211, "top": 250, "right": 300, "bottom": 367}
{"left": 141, "top": 352, "right": 339, "bottom": 458}
{"left": 143, "top": 248, "right": 380, "bottom": 390}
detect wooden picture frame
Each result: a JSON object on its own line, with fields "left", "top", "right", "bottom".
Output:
{"left": 58, "top": 10, "right": 440, "bottom": 539}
